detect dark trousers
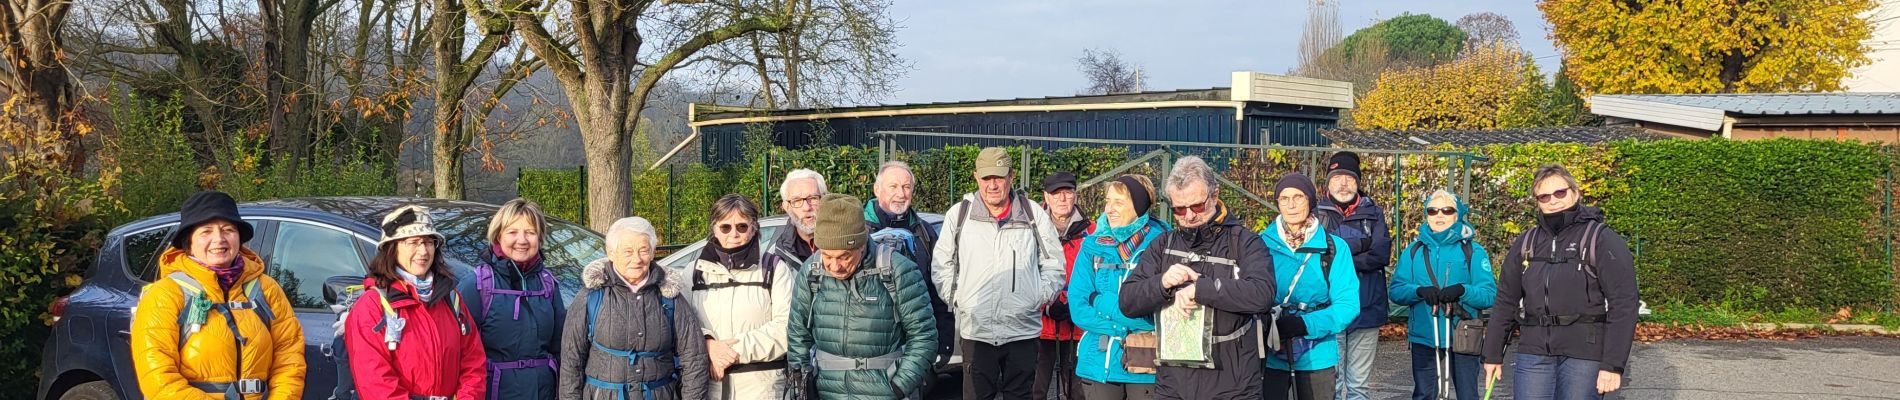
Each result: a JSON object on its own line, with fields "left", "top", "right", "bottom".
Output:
{"left": 1410, "top": 343, "right": 1483, "bottom": 400}
{"left": 1263, "top": 367, "right": 1336, "bottom": 400}
{"left": 1034, "top": 339, "right": 1084, "bottom": 400}
{"left": 964, "top": 338, "right": 1039, "bottom": 400}
{"left": 1078, "top": 378, "right": 1152, "bottom": 400}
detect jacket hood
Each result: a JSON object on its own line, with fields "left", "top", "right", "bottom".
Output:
{"left": 582, "top": 257, "right": 681, "bottom": 298}
{"left": 1416, "top": 193, "right": 1476, "bottom": 247}
{"left": 157, "top": 247, "right": 266, "bottom": 288}
{"left": 863, "top": 198, "right": 919, "bottom": 228}
{"left": 958, "top": 190, "right": 1038, "bottom": 224}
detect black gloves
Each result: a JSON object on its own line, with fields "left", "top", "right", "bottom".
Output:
{"left": 1276, "top": 313, "right": 1309, "bottom": 339}
{"left": 1417, "top": 287, "right": 1442, "bottom": 304}
{"left": 1046, "top": 300, "right": 1071, "bottom": 324}
{"left": 1438, "top": 284, "right": 1466, "bottom": 304}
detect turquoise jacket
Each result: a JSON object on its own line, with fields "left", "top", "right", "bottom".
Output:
{"left": 1387, "top": 194, "right": 1497, "bottom": 348}
{"left": 1259, "top": 218, "right": 1360, "bottom": 372}
{"left": 1067, "top": 214, "right": 1170, "bottom": 384}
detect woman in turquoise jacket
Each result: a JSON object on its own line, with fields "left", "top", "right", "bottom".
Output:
{"left": 1389, "top": 189, "right": 1497, "bottom": 400}
{"left": 1259, "top": 173, "right": 1361, "bottom": 400}
{"left": 1068, "top": 175, "right": 1170, "bottom": 400}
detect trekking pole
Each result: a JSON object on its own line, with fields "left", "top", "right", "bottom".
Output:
{"left": 1430, "top": 305, "right": 1448, "bottom": 400}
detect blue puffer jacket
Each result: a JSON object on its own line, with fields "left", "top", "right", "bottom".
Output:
{"left": 1319, "top": 195, "right": 1392, "bottom": 332}
{"left": 1259, "top": 218, "right": 1360, "bottom": 372}
{"left": 454, "top": 249, "right": 566, "bottom": 400}
{"left": 1068, "top": 214, "right": 1170, "bottom": 385}
{"left": 1388, "top": 195, "right": 1496, "bottom": 348}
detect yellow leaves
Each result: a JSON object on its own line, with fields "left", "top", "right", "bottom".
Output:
{"left": 1542, "top": 0, "right": 1876, "bottom": 95}
{"left": 1355, "top": 44, "right": 1532, "bottom": 130}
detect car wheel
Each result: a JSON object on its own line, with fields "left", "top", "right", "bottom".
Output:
{"left": 58, "top": 381, "right": 118, "bottom": 400}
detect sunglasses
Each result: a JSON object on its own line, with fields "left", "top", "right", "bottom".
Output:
{"left": 717, "top": 223, "right": 752, "bottom": 234}
{"left": 1426, "top": 207, "right": 1458, "bottom": 216}
{"left": 1171, "top": 199, "right": 1212, "bottom": 216}
{"left": 1535, "top": 188, "right": 1571, "bottom": 204}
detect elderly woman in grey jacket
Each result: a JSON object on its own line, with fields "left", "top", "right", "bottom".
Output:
{"left": 559, "top": 217, "right": 709, "bottom": 400}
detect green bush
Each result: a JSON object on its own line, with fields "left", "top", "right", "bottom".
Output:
{"left": 108, "top": 94, "right": 201, "bottom": 225}
{"left": 518, "top": 168, "right": 586, "bottom": 222}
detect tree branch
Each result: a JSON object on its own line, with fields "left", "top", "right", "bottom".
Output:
{"left": 624, "top": 13, "right": 787, "bottom": 132}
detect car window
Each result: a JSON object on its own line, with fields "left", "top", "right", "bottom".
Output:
{"left": 268, "top": 221, "right": 367, "bottom": 309}
{"left": 127, "top": 226, "right": 176, "bottom": 282}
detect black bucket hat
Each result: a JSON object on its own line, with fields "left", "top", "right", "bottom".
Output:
{"left": 169, "top": 191, "right": 254, "bottom": 249}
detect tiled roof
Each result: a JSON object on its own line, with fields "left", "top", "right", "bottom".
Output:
{"left": 1595, "top": 93, "right": 1900, "bottom": 116}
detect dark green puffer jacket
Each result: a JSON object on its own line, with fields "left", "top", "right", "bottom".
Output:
{"left": 787, "top": 244, "right": 938, "bottom": 399}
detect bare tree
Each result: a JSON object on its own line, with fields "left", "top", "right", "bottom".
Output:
{"left": 1456, "top": 12, "right": 1519, "bottom": 51}
{"left": 260, "top": 0, "right": 342, "bottom": 167}
{"left": 493, "top": 0, "right": 791, "bottom": 229}
{"left": 427, "top": 0, "right": 518, "bottom": 199}
{"left": 1077, "top": 48, "right": 1143, "bottom": 95}
{"left": 1295, "top": 0, "right": 1341, "bottom": 73}
{"left": 1291, "top": 0, "right": 1387, "bottom": 98}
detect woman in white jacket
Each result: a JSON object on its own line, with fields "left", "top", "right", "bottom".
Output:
{"left": 679, "top": 194, "right": 793, "bottom": 400}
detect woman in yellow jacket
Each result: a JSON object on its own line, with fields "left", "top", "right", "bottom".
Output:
{"left": 132, "top": 191, "right": 306, "bottom": 399}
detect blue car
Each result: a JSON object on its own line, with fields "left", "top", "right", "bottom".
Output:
{"left": 35, "top": 197, "right": 603, "bottom": 400}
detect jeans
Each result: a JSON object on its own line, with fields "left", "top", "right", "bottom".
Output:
{"left": 1409, "top": 343, "right": 1481, "bottom": 400}
{"left": 1334, "top": 328, "right": 1378, "bottom": 400}
{"left": 1512, "top": 353, "right": 1604, "bottom": 400}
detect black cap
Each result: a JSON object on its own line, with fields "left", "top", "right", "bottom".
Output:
{"left": 1042, "top": 172, "right": 1078, "bottom": 193}
{"left": 1274, "top": 172, "right": 1319, "bottom": 213}
{"left": 169, "top": 191, "right": 254, "bottom": 249}
{"left": 1328, "top": 151, "right": 1362, "bottom": 180}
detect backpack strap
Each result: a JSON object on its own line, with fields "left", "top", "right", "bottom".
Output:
{"left": 1578, "top": 222, "right": 1607, "bottom": 280}
{"left": 948, "top": 199, "right": 970, "bottom": 301}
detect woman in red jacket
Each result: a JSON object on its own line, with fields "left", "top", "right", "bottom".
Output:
{"left": 346, "top": 205, "right": 489, "bottom": 399}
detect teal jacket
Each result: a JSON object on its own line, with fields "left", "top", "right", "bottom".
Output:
{"left": 1388, "top": 195, "right": 1497, "bottom": 348}
{"left": 1067, "top": 215, "right": 1170, "bottom": 384}
{"left": 1259, "top": 218, "right": 1360, "bottom": 372}
{"left": 787, "top": 244, "right": 938, "bottom": 399}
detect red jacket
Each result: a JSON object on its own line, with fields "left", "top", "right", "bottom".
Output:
{"left": 1041, "top": 217, "right": 1094, "bottom": 341}
{"left": 345, "top": 277, "right": 487, "bottom": 400}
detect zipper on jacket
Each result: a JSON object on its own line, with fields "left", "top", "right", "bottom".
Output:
{"left": 1011, "top": 251, "right": 1019, "bottom": 292}
{"left": 1541, "top": 234, "right": 1557, "bottom": 355}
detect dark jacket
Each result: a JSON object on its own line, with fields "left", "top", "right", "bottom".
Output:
{"left": 864, "top": 200, "right": 945, "bottom": 313}
{"left": 456, "top": 251, "right": 566, "bottom": 400}
{"left": 1318, "top": 196, "right": 1392, "bottom": 331}
{"left": 786, "top": 243, "right": 939, "bottom": 399}
{"left": 765, "top": 223, "right": 817, "bottom": 275}
{"left": 1118, "top": 204, "right": 1277, "bottom": 399}
{"left": 559, "top": 260, "right": 709, "bottom": 400}
{"left": 1043, "top": 209, "right": 1091, "bottom": 341}
{"left": 1482, "top": 206, "right": 1640, "bottom": 374}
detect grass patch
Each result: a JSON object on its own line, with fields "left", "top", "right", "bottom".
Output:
{"left": 1645, "top": 300, "right": 1900, "bottom": 330}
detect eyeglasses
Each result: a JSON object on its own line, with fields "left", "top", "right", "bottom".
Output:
{"left": 785, "top": 195, "right": 823, "bottom": 208}
{"left": 717, "top": 223, "right": 752, "bottom": 234}
{"left": 1171, "top": 198, "right": 1212, "bottom": 216}
{"left": 1534, "top": 188, "right": 1571, "bottom": 204}
{"left": 1426, "top": 207, "right": 1458, "bottom": 216}
{"left": 398, "top": 238, "right": 438, "bottom": 249}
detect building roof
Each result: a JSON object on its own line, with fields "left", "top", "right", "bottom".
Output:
{"left": 1320, "top": 127, "right": 1670, "bottom": 150}
{"left": 1591, "top": 93, "right": 1900, "bottom": 131}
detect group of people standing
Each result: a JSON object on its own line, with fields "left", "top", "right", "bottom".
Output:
{"left": 128, "top": 146, "right": 1639, "bottom": 400}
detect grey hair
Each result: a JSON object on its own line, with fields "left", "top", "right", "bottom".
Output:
{"left": 1427, "top": 189, "right": 1459, "bottom": 207}
{"left": 874, "top": 160, "right": 914, "bottom": 186}
{"left": 779, "top": 168, "right": 830, "bottom": 201}
{"left": 605, "top": 217, "right": 659, "bottom": 251}
{"left": 1531, "top": 164, "right": 1581, "bottom": 198}
{"left": 1165, "top": 156, "right": 1219, "bottom": 199}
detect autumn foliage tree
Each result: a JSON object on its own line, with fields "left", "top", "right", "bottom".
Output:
{"left": 1541, "top": 0, "right": 1877, "bottom": 94}
{"left": 1355, "top": 45, "right": 1558, "bottom": 130}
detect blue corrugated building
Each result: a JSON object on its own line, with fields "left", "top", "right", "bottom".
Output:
{"left": 686, "top": 72, "right": 1355, "bottom": 165}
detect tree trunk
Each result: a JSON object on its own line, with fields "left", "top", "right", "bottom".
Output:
{"left": 2, "top": 0, "right": 80, "bottom": 172}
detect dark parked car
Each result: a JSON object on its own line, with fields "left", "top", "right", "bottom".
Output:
{"left": 36, "top": 197, "right": 604, "bottom": 400}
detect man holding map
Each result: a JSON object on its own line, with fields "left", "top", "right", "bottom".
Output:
{"left": 1119, "top": 156, "right": 1278, "bottom": 399}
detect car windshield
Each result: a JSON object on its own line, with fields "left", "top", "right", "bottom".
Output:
{"left": 434, "top": 213, "right": 602, "bottom": 302}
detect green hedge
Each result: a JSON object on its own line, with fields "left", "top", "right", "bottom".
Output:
{"left": 521, "top": 139, "right": 1900, "bottom": 313}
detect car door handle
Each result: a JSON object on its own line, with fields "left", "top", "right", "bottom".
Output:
{"left": 115, "top": 329, "right": 131, "bottom": 339}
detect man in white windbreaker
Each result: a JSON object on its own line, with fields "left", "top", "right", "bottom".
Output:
{"left": 933, "top": 146, "right": 1068, "bottom": 400}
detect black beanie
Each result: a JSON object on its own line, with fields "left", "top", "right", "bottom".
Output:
{"left": 1274, "top": 172, "right": 1319, "bottom": 213}
{"left": 1328, "top": 151, "right": 1362, "bottom": 180}
{"left": 1114, "top": 175, "right": 1153, "bottom": 215}
{"left": 170, "top": 191, "right": 254, "bottom": 249}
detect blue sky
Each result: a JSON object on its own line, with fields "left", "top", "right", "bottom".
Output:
{"left": 884, "top": 1, "right": 1560, "bottom": 104}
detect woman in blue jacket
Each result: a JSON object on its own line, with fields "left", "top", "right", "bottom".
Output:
{"left": 1389, "top": 190, "right": 1497, "bottom": 400}
{"left": 1068, "top": 175, "right": 1171, "bottom": 400}
{"left": 1259, "top": 173, "right": 1361, "bottom": 400}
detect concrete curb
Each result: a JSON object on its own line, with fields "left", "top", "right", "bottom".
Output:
{"left": 1742, "top": 322, "right": 1899, "bottom": 335}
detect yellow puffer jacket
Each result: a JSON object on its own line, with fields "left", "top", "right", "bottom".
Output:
{"left": 131, "top": 247, "right": 306, "bottom": 400}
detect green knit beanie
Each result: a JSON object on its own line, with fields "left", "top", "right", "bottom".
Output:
{"left": 815, "top": 193, "right": 870, "bottom": 250}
